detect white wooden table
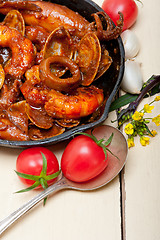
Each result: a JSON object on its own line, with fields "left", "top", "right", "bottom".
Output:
{"left": 0, "top": 0, "right": 160, "bottom": 239}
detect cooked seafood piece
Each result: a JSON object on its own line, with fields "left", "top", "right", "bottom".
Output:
{"left": 39, "top": 56, "right": 81, "bottom": 92}
{"left": 0, "top": 25, "right": 35, "bottom": 78}
{"left": 56, "top": 118, "right": 80, "bottom": 128}
{"left": 45, "top": 85, "right": 104, "bottom": 119}
{"left": 28, "top": 124, "right": 65, "bottom": 140}
{"left": 2, "top": 9, "right": 25, "bottom": 36}
{"left": 21, "top": 65, "right": 49, "bottom": 107}
{"left": 0, "top": 0, "right": 123, "bottom": 141}
{"left": 95, "top": 48, "right": 112, "bottom": 80}
{"left": 0, "top": 101, "right": 29, "bottom": 141}
{"left": 76, "top": 33, "right": 101, "bottom": 86}
{"left": 0, "top": 64, "right": 5, "bottom": 90}
{"left": 0, "top": 1, "right": 124, "bottom": 41}
{"left": 25, "top": 103, "right": 54, "bottom": 129}
{"left": 25, "top": 25, "right": 49, "bottom": 51}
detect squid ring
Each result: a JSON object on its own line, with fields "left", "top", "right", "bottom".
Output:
{"left": 39, "top": 56, "right": 81, "bottom": 92}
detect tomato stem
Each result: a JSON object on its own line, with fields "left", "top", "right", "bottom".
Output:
{"left": 74, "top": 130, "right": 118, "bottom": 161}
{"left": 15, "top": 153, "right": 61, "bottom": 205}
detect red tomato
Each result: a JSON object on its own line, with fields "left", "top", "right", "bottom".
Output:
{"left": 102, "top": 0, "right": 138, "bottom": 31}
{"left": 61, "top": 135, "right": 109, "bottom": 182}
{"left": 16, "top": 147, "right": 59, "bottom": 188}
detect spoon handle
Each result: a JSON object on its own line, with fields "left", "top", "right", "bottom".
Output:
{"left": 0, "top": 177, "right": 67, "bottom": 235}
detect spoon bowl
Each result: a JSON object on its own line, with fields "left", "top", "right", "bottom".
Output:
{"left": 0, "top": 125, "right": 128, "bottom": 235}
{"left": 64, "top": 125, "right": 128, "bottom": 190}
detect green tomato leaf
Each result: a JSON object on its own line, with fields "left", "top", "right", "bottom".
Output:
{"left": 40, "top": 152, "right": 47, "bottom": 177}
{"left": 104, "top": 133, "right": 114, "bottom": 146}
{"left": 15, "top": 170, "right": 39, "bottom": 181}
{"left": 45, "top": 170, "right": 61, "bottom": 181}
{"left": 39, "top": 178, "right": 49, "bottom": 206}
{"left": 106, "top": 147, "right": 120, "bottom": 161}
{"left": 74, "top": 131, "right": 97, "bottom": 142}
{"left": 15, "top": 181, "right": 40, "bottom": 193}
{"left": 40, "top": 178, "right": 48, "bottom": 189}
{"left": 43, "top": 197, "right": 47, "bottom": 206}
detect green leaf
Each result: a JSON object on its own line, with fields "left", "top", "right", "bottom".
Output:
{"left": 109, "top": 94, "right": 137, "bottom": 112}
{"left": 101, "top": 145, "right": 108, "bottom": 160}
{"left": 45, "top": 170, "right": 61, "bottom": 181}
{"left": 106, "top": 147, "right": 120, "bottom": 161}
{"left": 15, "top": 181, "right": 40, "bottom": 193}
{"left": 43, "top": 197, "right": 47, "bottom": 206}
{"left": 104, "top": 133, "right": 114, "bottom": 146}
{"left": 40, "top": 178, "right": 48, "bottom": 189}
{"left": 144, "top": 123, "right": 153, "bottom": 136}
{"left": 41, "top": 152, "right": 47, "bottom": 176}
{"left": 15, "top": 170, "right": 39, "bottom": 181}
{"left": 39, "top": 178, "right": 48, "bottom": 206}
{"left": 74, "top": 131, "right": 97, "bottom": 142}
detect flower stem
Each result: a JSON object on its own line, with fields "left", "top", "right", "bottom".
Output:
{"left": 117, "top": 75, "right": 160, "bottom": 121}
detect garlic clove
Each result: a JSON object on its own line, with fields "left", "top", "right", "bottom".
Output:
{"left": 121, "top": 60, "right": 143, "bottom": 94}
{"left": 121, "top": 29, "right": 140, "bottom": 59}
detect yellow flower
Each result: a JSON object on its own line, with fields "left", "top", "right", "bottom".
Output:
{"left": 132, "top": 111, "right": 144, "bottom": 121}
{"left": 149, "top": 130, "right": 157, "bottom": 137}
{"left": 124, "top": 123, "right": 134, "bottom": 135}
{"left": 140, "top": 136, "right": 150, "bottom": 146}
{"left": 127, "top": 138, "right": 135, "bottom": 148}
{"left": 154, "top": 96, "right": 160, "bottom": 101}
{"left": 152, "top": 114, "right": 160, "bottom": 126}
{"left": 143, "top": 104, "right": 154, "bottom": 113}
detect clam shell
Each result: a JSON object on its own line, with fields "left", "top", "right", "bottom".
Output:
{"left": 77, "top": 32, "right": 101, "bottom": 86}
{"left": 43, "top": 26, "right": 73, "bottom": 77}
{"left": 25, "top": 103, "right": 54, "bottom": 129}
{"left": 2, "top": 9, "right": 25, "bottom": 35}
{"left": 28, "top": 124, "right": 65, "bottom": 141}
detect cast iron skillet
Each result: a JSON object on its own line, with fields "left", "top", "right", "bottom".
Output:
{"left": 0, "top": 0, "right": 125, "bottom": 147}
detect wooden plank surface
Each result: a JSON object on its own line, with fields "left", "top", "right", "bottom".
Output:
{"left": 119, "top": 0, "right": 160, "bottom": 239}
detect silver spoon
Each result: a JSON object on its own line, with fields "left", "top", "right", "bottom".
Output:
{"left": 0, "top": 125, "right": 128, "bottom": 236}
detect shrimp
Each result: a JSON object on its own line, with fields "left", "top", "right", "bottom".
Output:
{"left": 0, "top": 25, "right": 35, "bottom": 78}
{"left": 20, "top": 65, "right": 49, "bottom": 107}
{"left": 45, "top": 85, "right": 104, "bottom": 119}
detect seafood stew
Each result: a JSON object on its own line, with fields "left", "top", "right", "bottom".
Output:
{"left": 0, "top": 0, "right": 124, "bottom": 147}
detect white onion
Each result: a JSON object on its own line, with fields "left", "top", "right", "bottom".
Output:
{"left": 121, "top": 29, "right": 140, "bottom": 59}
{"left": 121, "top": 60, "right": 143, "bottom": 94}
